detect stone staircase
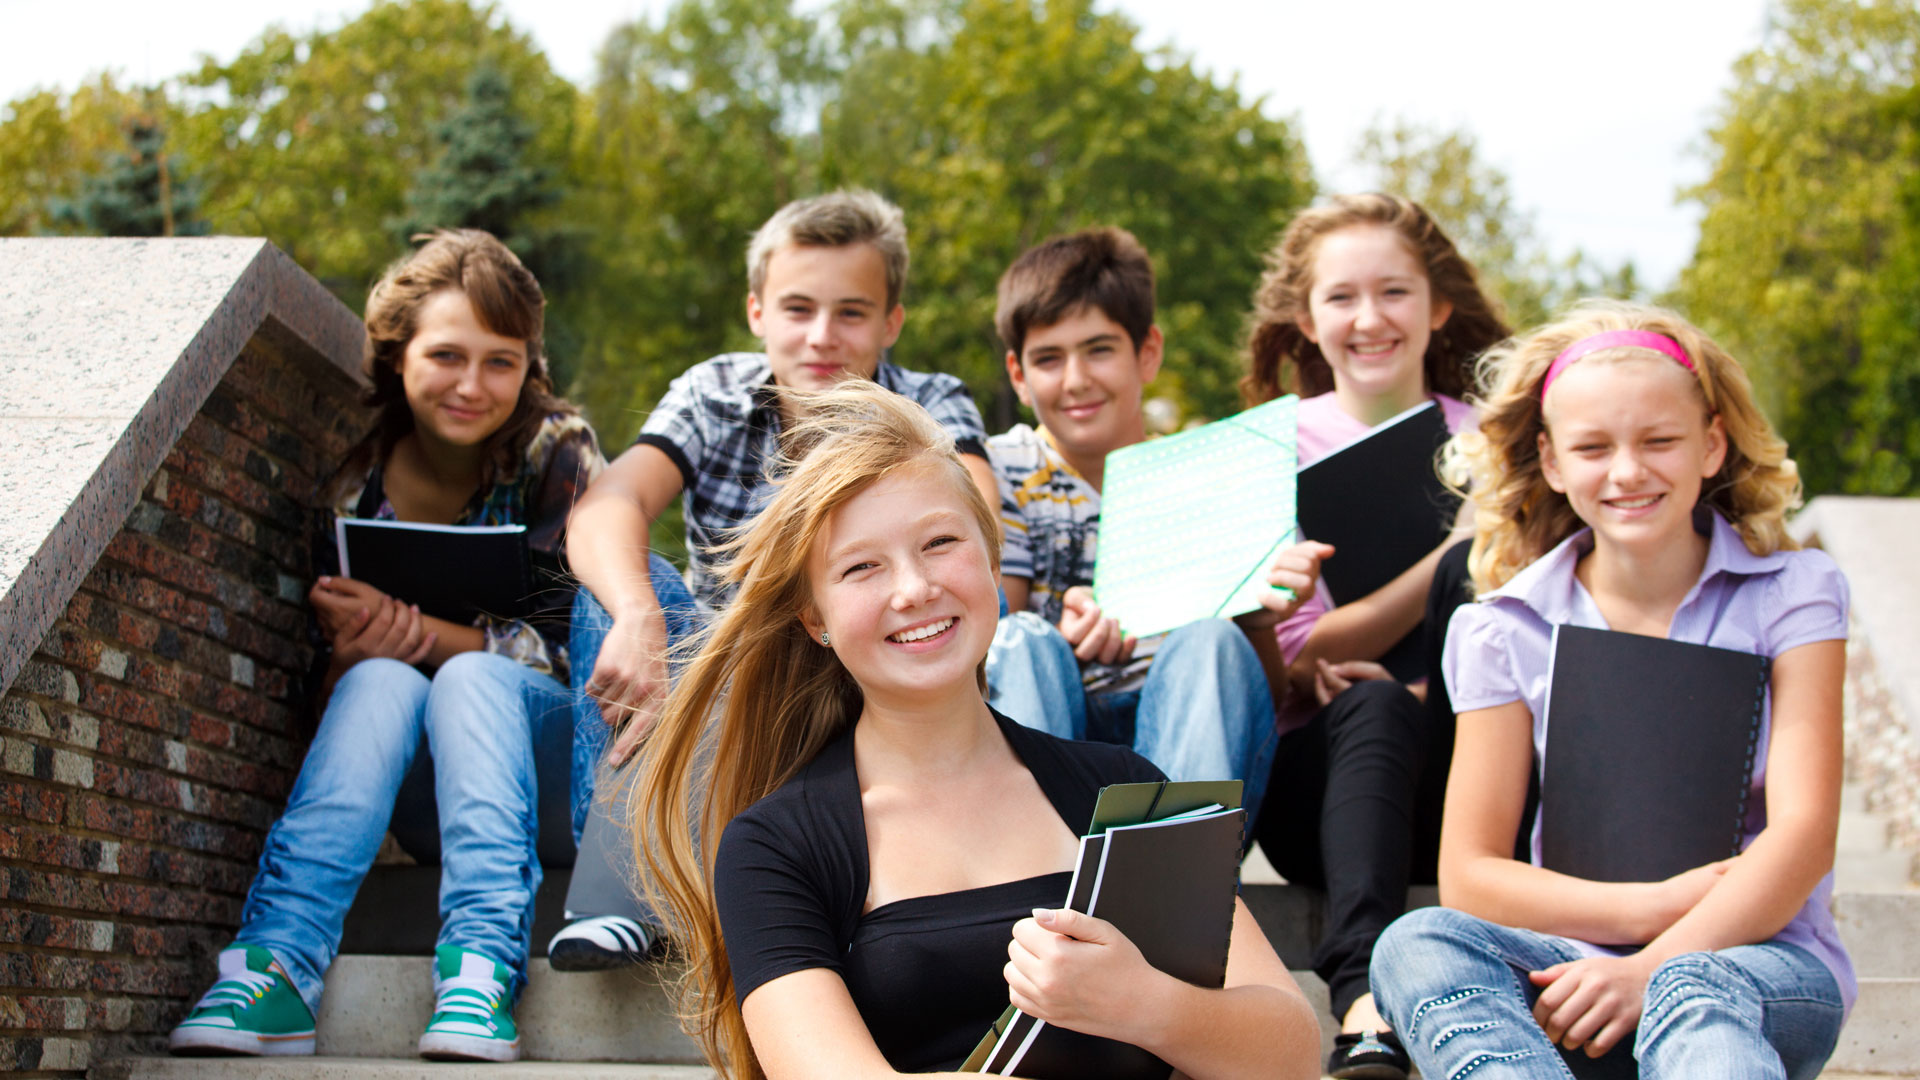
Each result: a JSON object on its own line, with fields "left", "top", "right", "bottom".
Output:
{"left": 90, "top": 798, "right": 1920, "bottom": 1079}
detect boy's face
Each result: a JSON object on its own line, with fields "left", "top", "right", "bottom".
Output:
{"left": 747, "top": 241, "right": 905, "bottom": 392}
{"left": 1006, "top": 305, "right": 1162, "bottom": 461}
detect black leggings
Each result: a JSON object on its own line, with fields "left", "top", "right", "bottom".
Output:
{"left": 1254, "top": 539, "right": 1474, "bottom": 1020}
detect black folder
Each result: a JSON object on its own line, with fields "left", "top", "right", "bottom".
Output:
{"left": 336, "top": 518, "right": 535, "bottom": 624}
{"left": 1539, "top": 625, "right": 1769, "bottom": 891}
{"left": 1296, "top": 401, "right": 1460, "bottom": 679}
{"left": 969, "top": 781, "right": 1245, "bottom": 1079}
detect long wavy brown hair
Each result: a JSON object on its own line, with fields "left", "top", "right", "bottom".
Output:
{"left": 1445, "top": 300, "right": 1802, "bottom": 594}
{"left": 344, "top": 229, "right": 574, "bottom": 490}
{"left": 1241, "top": 193, "right": 1510, "bottom": 405}
{"left": 629, "top": 383, "right": 1001, "bottom": 1080}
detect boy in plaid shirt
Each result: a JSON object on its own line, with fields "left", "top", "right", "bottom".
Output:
{"left": 553, "top": 190, "right": 993, "bottom": 968}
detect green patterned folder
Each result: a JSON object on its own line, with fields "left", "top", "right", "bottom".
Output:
{"left": 1091, "top": 395, "right": 1298, "bottom": 639}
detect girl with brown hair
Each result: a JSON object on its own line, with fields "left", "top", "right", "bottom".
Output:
{"left": 169, "top": 230, "right": 602, "bottom": 1064}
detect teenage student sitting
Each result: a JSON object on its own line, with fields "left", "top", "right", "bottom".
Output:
{"left": 632, "top": 382, "right": 1324, "bottom": 1078}
{"left": 551, "top": 189, "right": 995, "bottom": 968}
{"left": 983, "top": 226, "right": 1326, "bottom": 825}
{"left": 168, "top": 230, "right": 599, "bottom": 1063}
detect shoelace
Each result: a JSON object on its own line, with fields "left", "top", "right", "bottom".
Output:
{"left": 434, "top": 973, "right": 506, "bottom": 1020}
{"left": 191, "top": 968, "right": 278, "bottom": 1012}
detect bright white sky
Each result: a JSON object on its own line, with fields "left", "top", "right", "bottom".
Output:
{"left": 2, "top": 0, "right": 1774, "bottom": 288}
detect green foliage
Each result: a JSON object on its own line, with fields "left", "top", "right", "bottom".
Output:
{"left": 1677, "top": 0, "right": 1920, "bottom": 494}
{"left": 816, "top": 0, "right": 1314, "bottom": 427}
{"left": 0, "top": 75, "right": 164, "bottom": 236}
{"left": 1851, "top": 86, "right": 1920, "bottom": 495}
{"left": 51, "top": 114, "right": 208, "bottom": 236}
{"left": 175, "top": 0, "right": 577, "bottom": 311}
{"left": 393, "top": 62, "right": 585, "bottom": 378}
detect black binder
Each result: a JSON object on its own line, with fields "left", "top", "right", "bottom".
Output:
{"left": 1539, "top": 625, "right": 1770, "bottom": 891}
{"left": 1296, "top": 401, "right": 1460, "bottom": 679}
{"left": 968, "top": 781, "right": 1245, "bottom": 1079}
{"left": 336, "top": 518, "right": 535, "bottom": 624}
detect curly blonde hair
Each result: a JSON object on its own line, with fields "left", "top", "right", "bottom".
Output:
{"left": 1447, "top": 300, "right": 1801, "bottom": 593}
{"left": 628, "top": 383, "right": 1000, "bottom": 1080}
{"left": 1241, "top": 192, "right": 1510, "bottom": 405}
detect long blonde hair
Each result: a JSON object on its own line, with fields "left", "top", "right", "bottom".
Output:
{"left": 1447, "top": 300, "right": 1801, "bottom": 593}
{"left": 630, "top": 383, "right": 1001, "bottom": 1080}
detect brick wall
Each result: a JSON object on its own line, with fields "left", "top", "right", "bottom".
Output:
{"left": 0, "top": 337, "right": 365, "bottom": 1076}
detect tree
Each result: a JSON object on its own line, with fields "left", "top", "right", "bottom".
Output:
{"left": 393, "top": 62, "right": 584, "bottom": 378}
{"left": 819, "top": 0, "right": 1315, "bottom": 425}
{"left": 1677, "top": 0, "right": 1920, "bottom": 494}
{"left": 175, "top": 0, "right": 577, "bottom": 311}
{"left": 1850, "top": 85, "right": 1920, "bottom": 495}
{"left": 51, "top": 112, "right": 207, "bottom": 236}
{"left": 0, "top": 75, "right": 161, "bottom": 236}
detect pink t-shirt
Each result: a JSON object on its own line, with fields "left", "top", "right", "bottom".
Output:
{"left": 1273, "top": 392, "right": 1475, "bottom": 735}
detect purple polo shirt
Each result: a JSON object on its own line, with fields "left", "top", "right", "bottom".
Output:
{"left": 1442, "top": 509, "right": 1856, "bottom": 1011}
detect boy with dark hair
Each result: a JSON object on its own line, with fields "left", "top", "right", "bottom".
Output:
{"left": 554, "top": 189, "right": 996, "bottom": 968}
{"left": 986, "top": 226, "right": 1321, "bottom": 824}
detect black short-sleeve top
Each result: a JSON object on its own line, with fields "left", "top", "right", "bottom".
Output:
{"left": 715, "top": 708, "right": 1166, "bottom": 1072}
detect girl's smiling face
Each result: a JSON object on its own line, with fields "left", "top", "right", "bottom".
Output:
{"left": 800, "top": 462, "right": 999, "bottom": 709}
{"left": 1299, "top": 224, "right": 1453, "bottom": 415}
{"left": 398, "top": 289, "right": 530, "bottom": 448}
{"left": 1539, "top": 355, "right": 1728, "bottom": 551}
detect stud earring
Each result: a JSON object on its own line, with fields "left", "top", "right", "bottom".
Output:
{"left": 820, "top": 631, "right": 830, "bottom": 646}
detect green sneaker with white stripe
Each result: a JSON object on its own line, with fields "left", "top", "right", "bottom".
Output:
{"left": 168, "top": 944, "right": 315, "bottom": 1056}
{"left": 417, "top": 945, "right": 520, "bottom": 1062}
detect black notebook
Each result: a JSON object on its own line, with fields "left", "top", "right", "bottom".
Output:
{"left": 1296, "top": 401, "right": 1460, "bottom": 679}
{"left": 1539, "top": 624, "right": 1770, "bottom": 890}
{"left": 967, "top": 781, "right": 1245, "bottom": 1079}
{"left": 336, "top": 518, "right": 534, "bottom": 624}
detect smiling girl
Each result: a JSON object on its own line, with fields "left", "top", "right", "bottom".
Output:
{"left": 1372, "top": 302, "right": 1850, "bottom": 1079}
{"left": 168, "top": 230, "right": 602, "bottom": 1063}
{"left": 1240, "top": 193, "right": 1511, "bottom": 1078}
{"left": 631, "top": 383, "right": 1323, "bottom": 1079}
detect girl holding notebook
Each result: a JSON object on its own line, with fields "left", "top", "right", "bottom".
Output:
{"left": 1239, "top": 192, "right": 1511, "bottom": 1079}
{"left": 169, "top": 230, "right": 602, "bottom": 1063}
{"left": 1373, "top": 302, "right": 1850, "bottom": 1078}
{"left": 630, "top": 383, "right": 1324, "bottom": 1079}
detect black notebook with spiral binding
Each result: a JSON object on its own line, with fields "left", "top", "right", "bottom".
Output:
{"left": 1539, "top": 624, "right": 1771, "bottom": 890}
{"left": 963, "top": 780, "right": 1245, "bottom": 1079}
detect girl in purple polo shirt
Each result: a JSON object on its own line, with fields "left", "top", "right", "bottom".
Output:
{"left": 1372, "top": 301, "right": 1851, "bottom": 1079}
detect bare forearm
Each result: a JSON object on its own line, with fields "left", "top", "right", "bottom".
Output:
{"left": 1144, "top": 979, "right": 1320, "bottom": 1080}
{"left": 567, "top": 489, "right": 662, "bottom": 620}
{"left": 419, "top": 616, "right": 486, "bottom": 667}
{"left": 1290, "top": 541, "right": 1445, "bottom": 671}
{"left": 1641, "top": 825, "right": 1833, "bottom": 964}
{"left": 1442, "top": 855, "right": 1676, "bottom": 946}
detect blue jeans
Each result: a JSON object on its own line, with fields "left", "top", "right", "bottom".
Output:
{"left": 237, "top": 653, "right": 573, "bottom": 1012}
{"left": 1371, "top": 907, "right": 1845, "bottom": 1080}
{"left": 986, "top": 612, "right": 1277, "bottom": 827}
{"left": 567, "top": 554, "right": 702, "bottom": 840}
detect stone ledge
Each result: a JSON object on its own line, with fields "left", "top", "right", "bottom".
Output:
{"left": 0, "top": 238, "right": 364, "bottom": 699}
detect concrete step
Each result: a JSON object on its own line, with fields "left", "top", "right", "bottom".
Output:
{"left": 314, "top": 958, "right": 700, "bottom": 1064}
{"left": 93, "top": 1062, "right": 710, "bottom": 1079}
{"left": 1830, "top": 977, "right": 1920, "bottom": 1075}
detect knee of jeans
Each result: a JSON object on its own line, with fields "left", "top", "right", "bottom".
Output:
{"left": 1372, "top": 908, "right": 1502, "bottom": 1020}
{"left": 1643, "top": 952, "right": 1761, "bottom": 1031}
{"left": 333, "top": 656, "right": 426, "bottom": 695}
{"left": 995, "top": 611, "right": 1071, "bottom": 659}
{"left": 1161, "top": 617, "right": 1249, "bottom": 663}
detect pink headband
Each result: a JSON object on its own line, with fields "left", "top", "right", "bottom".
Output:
{"left": 1540, "top": 330, "right": 1695, "bottom": 399}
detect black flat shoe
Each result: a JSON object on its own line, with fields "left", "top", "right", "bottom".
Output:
{"left": 1327, "top": 1029, "right": 1410, "bottom": 1080}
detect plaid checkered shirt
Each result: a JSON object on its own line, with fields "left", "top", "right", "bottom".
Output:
{"left": 634, "top": 352, "right": 988, "bottom": 608}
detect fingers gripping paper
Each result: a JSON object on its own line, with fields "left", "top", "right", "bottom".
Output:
{"left": 1092, "top": 396, "right": 1298, "bottom": 639}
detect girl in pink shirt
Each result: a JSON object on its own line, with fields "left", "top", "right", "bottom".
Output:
{"left": 1240, "top": 193, "right": 1511, "bottom": 1079}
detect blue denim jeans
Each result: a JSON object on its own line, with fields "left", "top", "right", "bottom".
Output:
{"left": 567, "top": 554, "right": 702, "bottom": 840}
{"left": 1371, "top": 907, "right": 1845, "bottom": 1080}
{"left": 985, "top": 611, "right": 1277, "bottom": 826}
{"left": 237, "top": 653, "right": 573, "bottom": 1012}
